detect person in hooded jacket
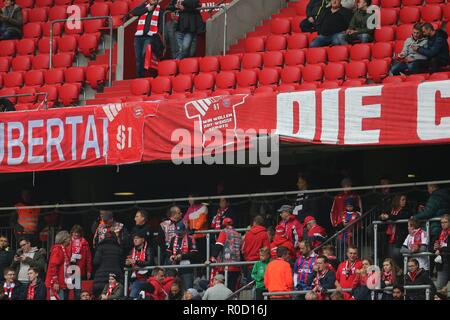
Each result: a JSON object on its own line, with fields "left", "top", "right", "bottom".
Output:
{"left": 242, "top": 215, "right": 270, "bottom": 262}
{"left": 92, "top": 231, "right": 124, "bottom": 298}
{"left": 277, "top": 205, "right": 304, "bottom": 250}
{"left": 270, "top": 225, "right": 296, "bottom": 260}
{"left": 68, "top": 225, "right": 92, "bottom": 300}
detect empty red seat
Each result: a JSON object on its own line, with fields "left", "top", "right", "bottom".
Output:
{"left": 428, "top": 72, "right": 449, "bottom": 80}
{"left": 297, "top": 83, "right": 318, "bottom": 91}
{"left": 42, "top": 21, "right": 62, "bottom": 37}
{"left": 306, "top": 47, "right": 327, "bottom": 65}
{"left": 110, "top": 1, "right": 129, "bottom": 27}
{"left": 263, "top": 51, "right": 284, "bottom": 69}
{"left": 421, "top": 5, "right": 442, "bottom": 22}
{"left": 394, "top": 40, "right": 405, "bottom": 56}
{"left": 35, "top": 0, "right": 53, "bottom": 7}
{"left": 16, "top": 0, "right": 34, "bottom": 8}
{"left": 368, "top": 59, "right": 390, "bottom": 82}
{"left": 59, "top": 83, "right": 79, "bottom": 106}
{"left": 16, "top": 38, "right": 36, "bottom": 56}
{"left": 32, "top": 54, "right": 50, "bottom": 70}
{"left": 4, "top": 72, "right": 24, "bottom": 88}
{"left": 0, "top": 57, "right": 11, "bottom": 73}
{"left": 48, "top": 5, "right": 67, "bottom": 21}
{"left": 17, "top": 86, "right": 37, "bottom": 104}
{"left": 55, "top": 0, "right": 71, "bottom": 4}
{"left": 151, "top": 76, "right": 172, "bottom": 97}
{"left": 64, "top": 66, "right": 85, "bottom": 88}
{"left": 12, "top": 55, "right": 32, "bottom": 72}
{"left": 219, "top": 55, "right": 241, "bottom": 72}
{"left": 381, "top": 8, "right": 398, "bottom": 26}
{"left": 25, "top": 70, "right": 45, "bottom": 87}
{"left": 90, "top": 2, "right": 109, "bottom": 16}
{"left": 327, "top": 46, "right": 349, "bottom": 63}
{"left": 194, "top": 73, "right": 215, "bottom": 93}
{"left": 53, "top": 52, "right": 73, "bottom": 68}
{"left": 244, "top": 37, "right": 265, "bottom": 53}
{"left": 284, "top": 49, "right": 306, "bottom": 67}
{"left": 342, "top": 80, "right": 363, "bottom": 87}
{"left": 236, "top": 70, "right": 258, "bottom": 91}
{"left": 215, "top": 71, "right": 236, "bottom": 91}
{"left": 242, "top": 53, "right": 263, "bottom": 70}
{"left": 28, "top": 8, "right": 47, "bottom": 23}
{"left": 265, "top": 35, "right": 287, "bottom": 51}
{"left": 130, "top": 78, "right": 150, "bottom": 96}
{"left": 199, "top": 56, "right": 219, "bottom": 74}
{"left": 290, "top": 16, "right": 303, "bottom": 33}
{"left": 287, "top": 33, "right": 308, "bottom": 50}
{"left": 399, "top": 6, "right": 421, "bottom": 23}
{"left": 179, "top": 58, "right": 199, "bottom": 75}
{"left": 346, "top": 61, "right": 367, "bottom": 83}
{"left": 295, "top": 0, "right": 308, "bottom": 15}
{"left": 405, "top": 74, "right": 426, "bottom": 82}
{"left": 380, "top": 0, "right": 401, "bottom": 8}
{"left": 375, "top": 26, "right": 395, "bottom": 42}
{"left": 396, "top": 24, "right": 414, "bottom": 40}
{"left": 321, "top": 81, "right": 340, "bottom": 89}
{"left": 58, "top": 35, "right": 77, "bottom": 53}
{"left": 0, "top": 40, "right": 16, "bottom": 57}
{"left": 302, "top": 64, "right": 323, "bottom": 83}
{"left": 271, "top": 18, "right": 291, "bottom": 34}
{"left": 324, "top": 63, "right": 345, "bottom": 84}
{"left": 37, "top": 85, "right": 58, "bottom": 105}
{"left": 86, "top": 65, "right": 107, "bottom": 90}
{"left": 0, "top": 88, "right": 18, "bottom": 103}
{"left": 23, "top": 22, "right": 42, "bottom": 39}
{"left": 172, "top": 74, "right": 193, "bottom": 94}
{"left": 372, "top": 42, "right": 393, "bottom": 61}
{"left": 402, "top": 0, "right": 422, "bottom": 6}
{"left": 444, "top": 4, "right": 450, "bottom": 21}
{"left": 83, "top": 19, "right": 104, "bottom": 35}
{"left": 258, "top": 68, "right": 279, "bottom": 88}
{"left": 350, "top": 44, "right": 371, "bottom": 62}
{"left": 157, "top": 60, "right": 178, "bottom": 77}
{"left": 280, "top": 66, "right": 301, "bottom": 85}
{"left": 78, "top": 34, "right": 99, "bottom": 57}
{"left": 45, "top": 68, "right": 64, "bottom": 86}
{"left": 64, "top": 18, "right": 84, "bottom": 37}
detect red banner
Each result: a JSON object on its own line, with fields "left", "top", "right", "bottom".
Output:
{"left": 0, "top": 102, "right": 157, "bottom": 173}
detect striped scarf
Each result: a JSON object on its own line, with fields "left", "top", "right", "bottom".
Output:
{"left": 135, "top": 4, "right": 161, "bottom": 36}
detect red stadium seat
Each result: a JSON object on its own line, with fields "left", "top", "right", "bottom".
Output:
{"left": 0, "top": 57, "right": 11, "bottom": 73}
{"left": 236, "top": 70, "right": 257, "bottom": 91}
{"left": 421, "top": 5, "right": 442, "bottom": 22}
{"left": 258, "top": 68, "right": 279, "bottom": 88}
{"left": 404, "top": 74, "right": 427, "bottom": 82}
{"left": 295, "top": 0, "right": 308, "bottom": 15}
{"left": 37, "top": 85, "right": 58, "bottom": 104}
{"left": 45, "top": 68, "right": 64, "bottom": 86}
{"left": 215, "top": 71, "right": 236, "bottom": 91}
{"left": 64, "top": 67, "right": 85, "bottom": 88}
{"left": 78, "top": 34, "right": 99, "bottom": 57}
{"left": 428, "top": 72, "right": 449, "bottom": 80}
{"left": 42, "top": 21, "right": 62, "bottom": 37}
{"left": 172, "top": 74, "right": 193, "bottom": 94}
{"left": 297, "top": 83, "right": 318, "bottom": 91}
{"left": 396, "top": 24, "right": 414, "bottom": 40}
{"left": 277, "top": 84, "right": 296, "bottom": 93}
{"left": 58, "top": 35, "right": 77, "bottom": 53}
{"left": 17, "top": 86, "right": 37, "bottom": 104}
{"left": 265, "top": 35, "right": 287, "bottom": 51}
{"left": 130, "top": 78, "right": 150, "bottom": 96}
{"left": 302, "top": 64, "right": 323, "bottom": 83}
{"left": 345, "top": 61, "right": 367, "bottom": 83}
{"left": 291, "top": 16, "right": 303, "bottom": 33}
{"left": 0, "top": 40, "right": 16, "bottom": 57}
{"left": 53, "top": 52, "right": 73, "bottom": 68}
{"left": 194, "top": 73, "right": 215, "bottom": 93}
{"left": 402, "top": 0, "right": 422, "bottom": 5}
{"left": 151, "top": 76, "right": 172, "bottom": 96}
{"left": 280, "top": 66, "right": 301, "bottom": 85}
{"left": 32, "top": 54, "right": 50, "bottom": 70}
{"left": 86, "top": 65, "right": 107, "bottom": 90}
{"left": 48, "top": 5, "right": 67, "bottom": 21}
{"left": 306, "top": 47, "right": 327, "bottom": 65}
{"left": 287, "top": 33, "right": 308, "bottom": 50}
{"left": 244, "top": 37, "right": 265, "bottom": 53}
{"left": 324, "top": 63, "right": 345, "bottom": 84}
{"left": 16, "top": 0, "right": 34, "bottom": 8}
{"left": 321, "top": 81, "right": 340, "bottom": 89}
{"left": 16, "top": 38, "right": 36, "bottom": 56}
{"left": 0, "top": 88, "right": 17, "bottom": 103}
{"left": 68, "top": 4, "right": 88, "bottom": 18}
{"left": 254, "top": 86, "right": 275, "bottom": 95}
{"left": 219, "top": 55, "right": 241, "bottom": 72}
{"left": 90, "top": 2, "right": 109, "bottom": 16}
{"left": 4, "top": 72, "right": 24, "bottom": 88}
{"left": 23, "top": 22, "right": 42, "bottom": 39}
{"left": 12, "top": 55, "right": 32, "bottom": 72}
{"left": 425, "top": 0, "right": 443, "bottom": 3}
{"left": 394, "top": 40, "right": 405, "bottom": 56}
{"left": 242, "top": 53, "right": 263, "bottom": 70}
{"left": 444, "top": 4, "right": 450, "bottom": 21}
{"left": 158, "top": 60, "right": 178, "bottom": 77}
{"left": 327, "top": 46, "right": 349, "bottom": 63}
{"left": 55, "top": 0, "right": 71, "bottom": 4}
{"left": 35, "top": 0, "right": 53, "bottom": 7}
{"left": 28, "top": 8, "right": 47, "bottom": 23}
{"left": 110, "top": 1, "right": 129, "bottom": 27}
{"left": 368, "top": 59, "right": 390, "bottom": 82}
{"left": 342, "top": 80, "right": 363, "bottom": 87}
{"left": 380, "top": 0, "right": 401, "bottom": 8}
{"left": 350, "top": 44, "right": 371, "bottom": 62}
{"left": 199, "top": 56, "right": 219, "bottom": 74}
{"left": 372, "top": 42, "right": 393, "bottom": 61}
{"left": 399, "top": 6, "right": 420, "bottom": 24}
{"left": 263, "top": 51, "right": 284, "bottom": 69}
{"left": 271, "top": 18, "right": 291, "bottom": 35}
{"left": 84, "top": 19, "right": 105, "bottom": 35}
{"left": 179, "top": 58, "right": 199, "bottom": 75}
{"left": 381, "top": 8, "right": 398, "bottom": 26}
{"left": 25, "top": 70, "right": 45, "bottom": 87}
{"left": 58, "top": 83, "right": 80, "bottom": 106}
{"left": 375, "top": 26, "right": 395, "bottom": 42}
{"left": 284, "top": 49, "right": 306, "bottom": 67}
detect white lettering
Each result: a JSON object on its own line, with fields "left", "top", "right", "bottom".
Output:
{"left": 7, "top": 122, "right": 25, "bottom": 165}
{"left": 81, "top": 115, "right": 100, "bottom": 160}
{"left": 65, "top": 116, "right": 83, "bottom": 161}
{"left": 320, "top": 88, "right": 340, "bottom": 144}
{"left": 46, "top": 118, "right": 65, "bottom": 162}
{"left": 28, "top": 120, "right": 44, "bottom": 164}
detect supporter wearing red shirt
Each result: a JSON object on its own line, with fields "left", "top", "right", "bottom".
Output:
{"left": 147, "top": 267, "right": 168, "bottom": 300}
{"left": 45, "top": 231, "right": 71, "bottom": 300}
{"left": 69, "top": 225, "right": 92, "bottom": 300}
{"left": 270, "top": 225, "right": 296, "bottom": 260}
{"left": 277, "top": 205, "right": 303, "bottom": 249}
{"left": 242, "top": 215, "right": 270, "bottom": 261}
{"left": 303, "top": 216, "right": 327, "bottom": 249}
{"left": 335, "top": 246, "right": 363, "bottom": 297}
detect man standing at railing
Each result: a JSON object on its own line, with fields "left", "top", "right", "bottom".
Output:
{"left": 131, "top": 0, "right": 165, "bottom": 78}
{"left": 277, "top": 205, "right": 304, "bottom": 251}
{"left": 264, "top": 246, "right": 294, "bottom": 300}
{"left": 335, "top": 246, "right": 362, "bottom": 299}
{"left": 310, "top": 255, "right": 336, "bottom": 300}
{"left": 158, "top": 206, "right": 182, "bottom": 264}
{"left": 401, "top": 217, "right": 429, "bottom": 271}
{"left": 293, "top": 240, "right": 317, "bottom": 296}
{"left": 293, "top": 173, "right": 319, "bottom": 224}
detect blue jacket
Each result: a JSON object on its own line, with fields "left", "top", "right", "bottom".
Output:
{"left": 417, "top": 29, "right": 449, "bottom": 64}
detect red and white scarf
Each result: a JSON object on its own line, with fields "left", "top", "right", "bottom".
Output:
{"left": 132, "top": 241, "right": 148, "bottom": 262}
{"left": 172, "top": 234, "right": 189, "bottom": 256}
{"left": 27, "top": 282, "right": 36, "bottom": 300}
{"left": 343, "top": 260, "right": 357, "bottom": 279}
{"left": 312, "top": 268, "right": 328, "bottom": 289}
{"left": 212, "top": 208, "right": 228, "bottom": 230}
{"left": 386, "top": 208, "right": 401, "bottom": 244}
{"left": 106, "top": 283, "right": 117, "bottom": 297}
{"left": 382, "top": 271, "right": 393, "bottom": 284}
{"left": 71, "top": 235, "right": 83, "bottom": 256}
{"left": 3, "top": 283, "right": 15, "bottom": 300}
{"left": 408, "top": 269, "right": 421, "bottom": 282}
{"left": 135, "top": 4, "right": 160, "bottom": 36}
{"left": 408, "top": 228, "right": 424, "bottom": 249}
{"left": 437, "top": 229, "right": 449, "bottom": 248}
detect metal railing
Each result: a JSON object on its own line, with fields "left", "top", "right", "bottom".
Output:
{"left": 263, "top": 288, "right": 353, "bottom": 299}
{"left": 49, "top": 16, "right": 113, "bottom": 86}
{"left": 371, "top": 285, "right": 433, "bottom": 300}
{"left": 402, "top": 252, "right": 435, "bottom": 276}
{"left": 226, "top": 280, "right": 255, "bottom": 300}
{"left": 0, "top": 92, "right": 49, "bottom": 110}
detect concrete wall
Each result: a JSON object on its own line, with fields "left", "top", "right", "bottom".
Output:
{"left": 206, "top": 0, "right": 286, "bottom": 56}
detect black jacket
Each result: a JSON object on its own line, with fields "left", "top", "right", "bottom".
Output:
{"left": 0, "top": 280, "right": 24, "bottom": 300}
{"left": 0, "top": 248, "right": 14, "bottom": 281}
{"left": 317, "top": 7, "right": 353, "bottom": 36}
{"left": 0, "top": 4, "right": 23, "bottom": 35}
{"left": 308, "top": 269, "right": 336, "bottom": 291}
{"left": 306, "top": 0, "right": 327, "bottom": 20}
{"left": 167, "top": 234, "right": 198, "bottom": 274}
{"left": 24, "top": 279, "right": 47, "bottom": 300}
{"left": 404, "top": 269, "right": 436, "bottom": 300}
{"left": 167, "top": 0, "right": 205, "bottom": 34}
{"left": 384, "top": 207, "right": 412, "bottom": 248}
{"left": 127, "top": 243, "right": 154, "bottom": 276}
{"left": 93, "top": 237, "right": 124, "bottom": 294}
{"left": 417, "top": 29, "right": 449, "bottom": 65}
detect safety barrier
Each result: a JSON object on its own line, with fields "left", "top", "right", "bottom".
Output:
{"left": 370, "top": 285, "right": 433, "bottom": 300}
{"left": 226, "top": 280, "right": 255, "bottom": 300}
{"left": 0, "top": 92, "right": 49, "bottom": 109}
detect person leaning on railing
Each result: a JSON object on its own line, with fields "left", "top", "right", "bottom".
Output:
{"left": 404, "top": 258, "right": 436, "bottom": 300}
{"left": 400, "top": 217, "right": 430, "bottom": 271}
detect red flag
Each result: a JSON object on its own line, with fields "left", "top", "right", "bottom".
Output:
{"left": 144, "top": 44, "right": 158, "bottom": 70}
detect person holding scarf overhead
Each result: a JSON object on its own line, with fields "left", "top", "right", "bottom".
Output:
{"left": 68, "top": 225, "right": 92, "bottom": 300}
{"left": 45, "top": 231, "right": 71, "bottom": 300}
{"left": 126, "top": 231, "right": 154, "bottom": 299}
{"left": 131, "top": 0, "right": 164, "bottom": 78}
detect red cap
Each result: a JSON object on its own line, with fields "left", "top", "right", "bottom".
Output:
{"left": 304, "top": 216, "right": 315, "bottom": 224}
{"left": 223, "top": 217, "right": 233, "bottom": 225}
{"left": 275, "top": 225, "right": 285, "bottom": 234}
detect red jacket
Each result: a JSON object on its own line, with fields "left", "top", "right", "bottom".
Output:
{"left": 147, "top": 277, "right": 168, "bottom": 300}
{"left": 306, "top": 224, "right": 327, "bottom": 248}
{"left": 45, "top": 244, "right": 70, "bottom": 289}
{"left": 162, "top": 276, "right": 175, "bottom": 293}
{"left": 242, "top": 225, "right": 270, "bottom": 261}
{"left": 68, "top": 237, "right": 92, "bottom": 277}
{"left": 278, "top": 215, "right": 303, "bottom": 248}
{"left": 270, "top": 235, "right": 296, "bottom": 260}
{"left": 330, "top": 192, "right": 362, "bottom": 227}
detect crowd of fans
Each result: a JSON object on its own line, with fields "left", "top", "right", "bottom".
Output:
{"left": 0, "top": 174, "right": 449, "bottom": 300}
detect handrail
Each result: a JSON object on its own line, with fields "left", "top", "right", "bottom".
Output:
{"left": 263, "top": 288, "right": 353, "bottom": 299}
{"left": 373, "top": 217, "right": 442, "bottom": 225}
{"left": 1, "top": 92, "right": 49, "bottom": 110}
{"left": 50, "top": 16, "right": 113, "bottom": 86}
{"left": 226, "top": 280, "right": 255, "bottom": 300}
